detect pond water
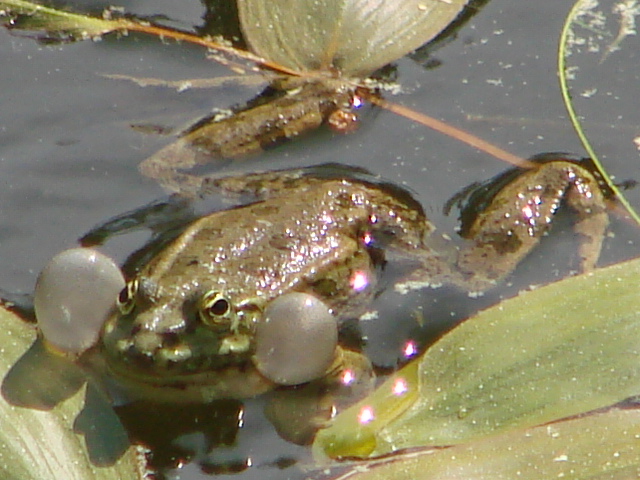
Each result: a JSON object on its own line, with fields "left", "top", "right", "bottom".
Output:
{"left": 1, "top": 0, "right": 639, "bottom": 479}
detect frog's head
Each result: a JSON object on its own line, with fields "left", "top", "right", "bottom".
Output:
{"left": 100, "top": 276, "right": 263, "bottom": 384}
{"left": 101, "top": 278, "right": 339, "bottom": 394}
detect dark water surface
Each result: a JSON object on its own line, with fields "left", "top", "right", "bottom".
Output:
{"left": 1, "top": 0, "right": 640, "bottom": 478}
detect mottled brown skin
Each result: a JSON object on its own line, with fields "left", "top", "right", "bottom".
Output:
{"left": 102, "top": 170, "right": 431, "bottom": 401}
{"left": 454, "top": 160, "right": 608, "bottom": 290}
{"left": 101, "top": 159, "right": 608, "bottom": 402}
{"left": 139, "top": 78, "right": 357, "bottom": 195}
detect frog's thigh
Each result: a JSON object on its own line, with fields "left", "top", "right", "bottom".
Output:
{"left": 459, "top": 161, "right": 608, "bottom": 286}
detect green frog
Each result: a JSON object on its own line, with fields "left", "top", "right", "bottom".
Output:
{"left": 95, "top": 156, "right": 609, "bottom": 403}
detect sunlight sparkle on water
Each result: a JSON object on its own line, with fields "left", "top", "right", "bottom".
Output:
{"left": 237, "top": 407, "right": 245, "bottom": 428}
{"left": 403, "top": 340, "right": 418, "bottom": 358}
{"left": 392, "top": 377, "right": 408, "bottom": 396}
{"left": 358, "top": 406, "right": 375, "bottom": 424}
{"left": 361, "top": 231, "right": 374, "bottom": 246}
{"left": 350, "top": 270, "right": 369, "bottom": 291}
{"left": 341, "top": 368, "right": 355, "bottom": 386}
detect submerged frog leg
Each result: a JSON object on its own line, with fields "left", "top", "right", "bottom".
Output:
{"left": 265, "top": 346, "right": 374, "bottom": 445}
{"left": 323, "top": 346, "right": 375, "bottom": 389}
{"left": 139, "top": 79, "right": 355, "bottom": 195}
{"left": 79, "top": 196, "right": 195, "bottom": 247}
{"left": 200, "top": 163, "right": 373, "bottom": 201}
{"left": 456, "top": 159, "right": 609, "bottom": 292}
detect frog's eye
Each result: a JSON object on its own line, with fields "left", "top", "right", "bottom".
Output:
{"left": 200, "top": 291, "right": 232, "bottom": 327}
{"left": 254, "top": 292, "right": 338, "bottom": 386}
{"left": 116, "top": 279, "right": 138, "bottom": 315}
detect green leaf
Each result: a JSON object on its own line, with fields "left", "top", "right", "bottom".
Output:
{"left": 0, "top": 306, "right": 146, "bottom": 479}
{"left": 314, "top": 257, "right": 640, "bottom": 459}
{"left": 321, "top": 406, "right": 640, "bottom": 480}
{"left": 237, "top": 0, "right": 470, "bottom": 77}
{"left": 0, "top": 0, "right": 125, "bottom": 41}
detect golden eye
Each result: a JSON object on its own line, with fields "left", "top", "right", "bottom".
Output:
{"left": 199, "top": 291, "right": 232, "bottom": 327}
{"left": 116, "top": 278, "right": 138, "bottom": 315}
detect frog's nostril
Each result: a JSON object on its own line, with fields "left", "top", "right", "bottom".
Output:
{"left": 253, "top": 292, "right": 338, "bottom": 386}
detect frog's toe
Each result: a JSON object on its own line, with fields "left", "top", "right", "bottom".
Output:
{"left": 253, "top": 292, "right": 338, "bottom": 386}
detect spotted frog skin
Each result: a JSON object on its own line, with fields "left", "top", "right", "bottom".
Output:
{"left": 98, "top": 157, "right": 609, "bottom": 402}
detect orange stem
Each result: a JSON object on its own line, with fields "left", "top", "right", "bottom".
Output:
{"left": 369, "top": 96, "right": 535, "bottom": 169}
{"left": 119, "top": 20, "right": 533, "bottom": 170}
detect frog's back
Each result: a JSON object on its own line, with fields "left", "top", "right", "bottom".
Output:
{"left": 142, "top": 181, "right": 369, "bottom": 305}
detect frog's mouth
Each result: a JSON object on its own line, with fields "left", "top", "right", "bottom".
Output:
{"left": 101, "top": 325, "right": 262, "bottom": 389}
{"left": 103, "top": 352, "right": 275, "bottom": 402}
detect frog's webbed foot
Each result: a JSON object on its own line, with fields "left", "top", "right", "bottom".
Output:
{"left": 138, "top": 138, "right": 224, "bottom": 196}
{"left": 455, "top": 153, "right": 610, "bottom": 291}
{"left": 79, "top": 196, "right": 195, "bottom": 247}
{"left": 137, "top": 83, "right": 292, "bottom": 195}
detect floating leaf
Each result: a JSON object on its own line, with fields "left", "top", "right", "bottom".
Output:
{"left": 317, "top": 406, "right": 640, "bottom": 480}
{"left": 0, "top": 0, "right": 125, "bottom": 41}
{"left": 237, "top": 0, "right": 470, "bottom": 77}
{"left": 314, "top": 257, "right": 640, "bottom": 459}
{"left": 0, "top": 306, "right": 146, "bottom": 479}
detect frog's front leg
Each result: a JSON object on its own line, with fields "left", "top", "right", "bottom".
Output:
{"left": 455, "top": 156, "right": 609, "bottom": 292}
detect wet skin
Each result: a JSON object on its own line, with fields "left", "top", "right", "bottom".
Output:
{"left": 139, "top": 78, "right": 361, "bottom": 195}
{"left": 98, "top": 158, "right": 609, "bottom": 402}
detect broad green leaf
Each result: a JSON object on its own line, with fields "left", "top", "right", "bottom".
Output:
{"left": 0, "top": 306, "right": 145, "bottom": 480}
{"left": 315, "top": 257, "right": 640, "bottom": 458}
{"left": 237, "top": 0, "right": 470, "bottom": 77}
{"left": 321, "top": 406, "right": 640, "bottom": 480}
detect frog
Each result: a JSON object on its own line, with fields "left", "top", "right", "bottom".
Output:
{"left": 139, "top": 77, "right": 366, "bottom": 195}
{"left": 92, "top": 155, "right": 609, "bottom": 405}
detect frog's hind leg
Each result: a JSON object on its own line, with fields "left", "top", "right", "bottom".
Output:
{"left": 264, "top": 346, "right": 374, "bottom": 445}
{"left": 455, "top": 155, "right": 610, "bottom": 292}
{"left": 140, "top": 80, "right": 354, "bottom": 196}
{"left": 79, "top": 196, "right": 195, "bottom": 247}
